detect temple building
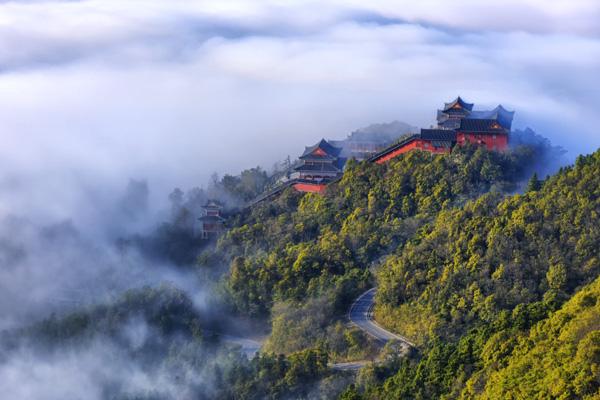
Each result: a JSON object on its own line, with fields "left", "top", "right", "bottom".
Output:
{"left": 370, "top": 97, "right": 513, "bottom": 164}
{"left": 436, "top": 97, "right": 474, "bottom": 129}
{"left": 456, "top": 117, "right": 510, "bottom": 151}
{"left": 198, "top": 200, "right": 225, "bottom": 239}
{"left": 261, "top": 97, "right": 515, "bottom": 200}
{"left": 292, "top": 139, "right": 345, "bottom": 193}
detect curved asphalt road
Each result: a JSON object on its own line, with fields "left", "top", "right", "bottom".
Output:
{"left": 348, "top": 288, "right": 415, "bottom": 348}
{"left": 221, "top": 287, "right": 415, "bottom": 372}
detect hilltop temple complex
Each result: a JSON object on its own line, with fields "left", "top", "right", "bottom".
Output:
{"left": 369, "top": 97, "right": 513, "bottom": 164}
{"left": 282, "top": 97, "right": 515, "bottom": 194}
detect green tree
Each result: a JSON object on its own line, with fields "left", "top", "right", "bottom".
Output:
{"left": 527, "top": 172, "right": 542, "bottom": 192}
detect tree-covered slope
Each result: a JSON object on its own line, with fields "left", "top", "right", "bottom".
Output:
{"left": 344, "top": 276, "right": 600, "bottom": 400}
{"left": 472, "top": 275, "right": 600, "bottom": 399}
{"left": 213, "top": 145, "right": 541, "bottom": 357}
{"left": 343, "top": 150, "right": 600, "bottom": 399}
{"left": 376, "top": 150, "right": 600, "bottom": 344}
{"left": 222, "top": 146, "right": 536, "bottom": 314}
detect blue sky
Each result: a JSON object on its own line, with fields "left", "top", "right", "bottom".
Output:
{"left": 0, "top": 0, "right": 599, "bottom": 218}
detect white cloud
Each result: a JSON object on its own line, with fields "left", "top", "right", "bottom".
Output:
{"left": 0, "top": 0, "right": 598, "bottom": 219}
{"left": 335, "top": 0, "right": 600, "bottom": 36}
{"left": 0, "top": 337, "right": 209, "bottom": 400}
{"left": 0, "top": 2, "right": 598, "bottom": 396}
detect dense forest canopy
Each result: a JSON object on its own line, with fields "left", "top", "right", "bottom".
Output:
{"left": 219, "top": 143, "right": 549, "bottom": 318}
{"left": 351, "top": 150, "right": 600, "bottom": 399}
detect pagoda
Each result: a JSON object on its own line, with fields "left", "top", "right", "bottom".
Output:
{"left": 198, "top": 200, "right": 225, "bottom": 239}
{"left": 436, "top": 96, "right": 474, "bottom": 129}
{"left": 292, "top": 139, "right": 344, "bottom": 193}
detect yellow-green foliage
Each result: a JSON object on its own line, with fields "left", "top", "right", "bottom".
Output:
{"left": 221, "top": 146, "right": 532, "bottom": 319}
{"left": 357, "top": 151, "right": 600, "bottom": 400}
{"left": 375, "top": 302, "right": 441, "bottom": 346}
{"left": 265, "top": 296, "right": 379, "bottom": 361}
{"left": 469, "top": 276, "right": 600, "bottom": 399}
{"left": 376, "top": 151, "right": 600, "bottom": 343}
{"left": 216, "top": 144, "right": 595, "bottom": 399}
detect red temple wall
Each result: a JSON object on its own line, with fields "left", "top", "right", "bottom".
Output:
{"left": 421, "top": 141, "right": 452, "bottom": 155}
{"left": 293, "top": 183, "right": 328, "bottom": 193}
{"left": 375, "top": 140, "right": 420, "bottom": 164}
{"left": 374, "top": 139, "right": 450, "bottom": 164}
{"left": 456, "top": 132, "right": 508, "bottom": 151}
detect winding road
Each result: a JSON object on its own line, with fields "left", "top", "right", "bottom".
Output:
{"left": 223, "top": 287, "right": 414, "bottom": 371}
{"left": 348, "top": 288, "right": 415, "bottom": 348}
{"left": 330, "top": 288, "right": 414, "bottom": 371}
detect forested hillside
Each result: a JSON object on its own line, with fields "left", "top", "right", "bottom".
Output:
{"left": 213, "top": 144, "right": 541, "bottom": 355}
{"left": 475, "top": 275, "right": 600, "bottom": 399}
{"left": 376, "top": 149, "right": 600, "bottom": 344}
{"left": 210, "top": 143, "right": 600, "bottom": 399}
{"left": 340, "top": 150, "right": 600, "bottom": 399}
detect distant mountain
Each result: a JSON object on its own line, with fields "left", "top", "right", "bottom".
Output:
{"left": 347, "top": 120, "right": 419, "bottom": 143}
{"left": 328, "top": 120, "right": 419, "bottom": 161}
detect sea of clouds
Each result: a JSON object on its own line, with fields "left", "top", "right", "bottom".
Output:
{"left": 0, "top": 0, "right": 599, "bottom": 217}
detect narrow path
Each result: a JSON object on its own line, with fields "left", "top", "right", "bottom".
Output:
{"left": 348, "top": 288, "right": 415, "bottom": 348}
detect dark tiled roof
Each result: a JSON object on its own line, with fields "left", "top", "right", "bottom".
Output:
{"left": 444, "top": 108, "right": 470, "bottom": 116}
{"left": 437, "top": 108, "right": 469, "bottom": 129}
{"left": 492, "top": 105, "right": 515, "bottom": 129}
{"left": 301, "top": 139, "right": 342, "bottom": 158}
{"left": 202, "top": 200, "right": 223, "bottom": 209}
{"left": 443, "top": 96, "right": 474, "bottom": 112}
{"left": 439, "top": 120, "right": 461, "bottom": 129}
{"left": 470, "top": 105, "right": 514, "bottom": 129}
{"left": 420, "top": 129, "right": 457, "bottom": 142}
{"left": 459, "top": 118, "right": 507, "bottom": 133}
